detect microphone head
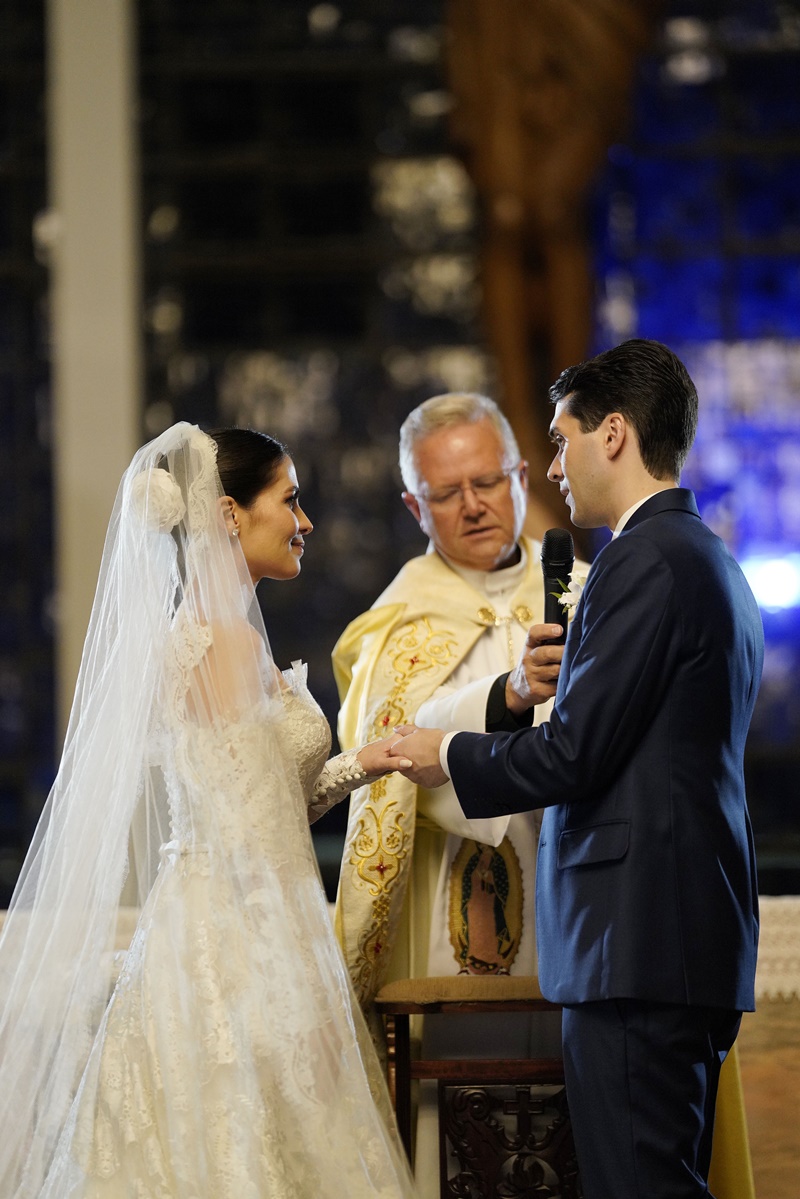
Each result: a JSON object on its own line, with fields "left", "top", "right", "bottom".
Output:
{"left": 541, "top": 527, "right": 575, "bottom": 574}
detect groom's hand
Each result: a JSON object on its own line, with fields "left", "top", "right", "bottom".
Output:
{"left": 505, "top": 623, "right": 564, "bottom": 716}
{"left": 388, "top": 725, "right": 448, "bottom": 788}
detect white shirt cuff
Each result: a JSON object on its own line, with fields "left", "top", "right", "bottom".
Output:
{"left": 439, "top": 731, "right": 457, "bottom": 780}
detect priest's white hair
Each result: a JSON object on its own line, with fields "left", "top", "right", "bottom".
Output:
{"left": 399, "top": 391, "right": 521, "bottom": 493}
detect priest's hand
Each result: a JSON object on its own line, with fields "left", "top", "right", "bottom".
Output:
{"left": 505, "top": 624, "right": 564, "bottom": 716}
{"left": 388, "top": 725, "right": 448, "bottom": 788}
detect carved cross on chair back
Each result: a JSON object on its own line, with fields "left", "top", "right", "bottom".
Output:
{"left": 375, "top": 974, "right": 582, "bottom": 1198}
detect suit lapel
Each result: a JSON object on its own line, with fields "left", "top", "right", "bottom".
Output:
{"left": 555, "top": 489, "right": 699, "bottom": 703}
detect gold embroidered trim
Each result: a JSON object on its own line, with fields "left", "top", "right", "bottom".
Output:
{"left": 476, "top": 604, "right": 534, "bottom": 628}
{"left": 369, "top": 617, "right": 459, "bottom": 738}
{"left": 346, "top": 617, "right": 459, "bottom": 999}
{"left": 474, "top": 606, "right": 534, "bottom": 669}
{"left": 351, "top": 796, "right": 409, "bottom": 896}
{"left": 347, "top": 786, "right": 413, "bottom": 1001}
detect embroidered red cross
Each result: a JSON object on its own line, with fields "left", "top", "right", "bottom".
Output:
{"left": 409, "top": 655, "right": 419, "bottom": 666}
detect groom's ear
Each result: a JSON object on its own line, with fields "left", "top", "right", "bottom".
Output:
{"left": 603, "top": 413, "right": 628, "bottom": 460}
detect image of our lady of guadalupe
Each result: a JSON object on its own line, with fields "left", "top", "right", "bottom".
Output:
{"left": 449, "top": 838, "right": 523, "bottom": 975}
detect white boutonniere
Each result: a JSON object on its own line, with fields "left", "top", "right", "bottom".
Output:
{"left": 557, "top": 572, "right": 587, "bottom": 614}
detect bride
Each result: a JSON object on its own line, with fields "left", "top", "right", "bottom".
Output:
{"left": 0, "top": 422, "right": 417, "bottom": 1198}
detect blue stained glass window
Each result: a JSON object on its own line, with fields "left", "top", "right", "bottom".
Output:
{"left": 631, "top": 72, "right": 720, "bottom": 145}
{"left": 680, "top": 340, "right": 800, "bottom": 552}
{"left": 634, "top": 159, "right": 722, "bottom": 247}
{"left": 732, "top": 158, "right": 800, "bottom": 241}
{"left": 591, "top": 3, "right": 800, "bottom": 870}
{"left": 736, "top": 257, "right": 800, "bottom": 337}
{"left": 634, "top": 256, "right": 726, "bottom": 340}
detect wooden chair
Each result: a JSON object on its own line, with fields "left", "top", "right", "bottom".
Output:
{"left": 375, "top": 976, "right": 578, "bottom": 1196}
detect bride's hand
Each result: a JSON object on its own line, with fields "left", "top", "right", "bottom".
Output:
{"left": 355, "top": 736, "right": 402, "bottom": 777}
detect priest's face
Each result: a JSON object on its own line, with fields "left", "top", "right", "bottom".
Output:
{"left": 402, "top": 419, "right": 528, "bottom": 572}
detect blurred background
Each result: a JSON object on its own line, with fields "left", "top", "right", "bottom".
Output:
{"left": 1, "top": 0, "right": 799, "bottom": 903}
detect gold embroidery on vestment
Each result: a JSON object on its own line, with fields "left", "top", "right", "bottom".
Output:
{"left": 347, "top": 618, "right": 458, "bottom": 998}
{"left": 351, "top": 797, "right": 409, "bottom": 894}
{"left": 475, "top": 606, "right": 535, "bottom": 669}
{"left": 369, "top": 617, "right": 459, "bottom": 738}
{"left": 347, "top": 786, "right": 412, "bottom": 1002}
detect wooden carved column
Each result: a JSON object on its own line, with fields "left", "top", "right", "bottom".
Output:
{"left": 445, "top": 0, "right": 658, "bottom": 532}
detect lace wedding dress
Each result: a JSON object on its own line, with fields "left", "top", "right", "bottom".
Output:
{"left": 0, "top": 423, "right": 415, "bottom": 1199}
{"left": 37, "top": 647, "right": 411, "bottom": 1199}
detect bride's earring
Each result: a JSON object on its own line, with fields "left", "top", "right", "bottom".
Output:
{"left": 218, "top": 497, "right": 240, "bottom": 539}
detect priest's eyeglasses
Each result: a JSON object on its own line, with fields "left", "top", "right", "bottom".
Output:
{"left": 416, "top": 464, "right": 522, "bottom": 509}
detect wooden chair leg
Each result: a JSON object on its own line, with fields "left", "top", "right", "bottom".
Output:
{"left": 393, "top": 1012, "right": 413, "bottom": 1160}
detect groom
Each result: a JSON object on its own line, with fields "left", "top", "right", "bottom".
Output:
{"left": 388, "top": 339, "right": 764, "bottom": 1199}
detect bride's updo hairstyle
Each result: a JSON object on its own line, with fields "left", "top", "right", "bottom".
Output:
{"left": 207, "top": 427, "right": 288, "bottom": 509}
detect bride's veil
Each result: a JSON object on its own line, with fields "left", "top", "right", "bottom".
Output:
{"left": 0, "top": 423, "right": 286, "bottom": 1193}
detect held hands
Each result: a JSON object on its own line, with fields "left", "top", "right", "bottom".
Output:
{"left": 355, "top": 738, "right": 404, "bottom": 778}
{"left": 358, "top": 623, "right": 563, "bottom": 787}
{"left": 505, "top": 623, "right": 564, "bottom": 716}
{"left": 386, "top": 724, "right": 448, "bottom": 789}
{"left": 355, "top": 730, "right": 446, "bottom": 784}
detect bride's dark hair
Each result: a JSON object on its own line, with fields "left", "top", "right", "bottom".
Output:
{"left": 207, "top": 427, "right": 288, "bottom": 508}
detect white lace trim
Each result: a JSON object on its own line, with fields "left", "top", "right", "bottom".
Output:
{"left": 755, "top": 895, "right": 800, "bottom": 1001}
{"left": 308, "top": 750, "right": 368, "bottom": 822}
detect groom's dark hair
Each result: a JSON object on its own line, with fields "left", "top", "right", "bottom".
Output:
{"left": 549, "top": 339, "right": 699, "bottom": 481}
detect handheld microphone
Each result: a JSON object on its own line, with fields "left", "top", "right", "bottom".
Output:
{"left": 541, "top": 528, "right": 575, "bottom": 645}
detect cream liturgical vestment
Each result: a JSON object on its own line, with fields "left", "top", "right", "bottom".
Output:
{"left": 333, "top": 537, "right": 550, "bottom": 1009}
{"left": 334, "top": 539, "right": 563, "bottom": 1197}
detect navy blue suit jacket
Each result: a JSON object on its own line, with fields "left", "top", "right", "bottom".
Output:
{"left": 450, "top": 490, "right": 764, "bottom": 1011}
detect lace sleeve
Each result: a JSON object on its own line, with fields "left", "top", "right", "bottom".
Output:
{"left": 308, "top": 750, "right": 380, "bottom": 824}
